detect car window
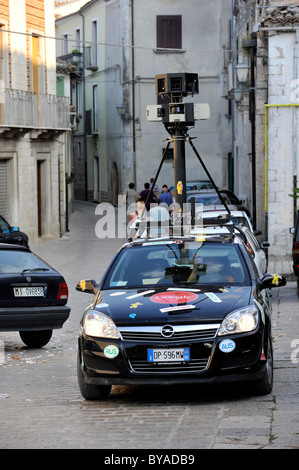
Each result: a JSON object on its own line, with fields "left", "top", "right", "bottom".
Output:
{"left": 0, "top": 251, "right": 49, "bottom": 274}
{"left": 245, "top": 230, "right": 260, "bottom": 252}
{"left": 0, "top": 217, "right": 9, "bottom": 232}
{"left": 103, "top": 242, "right": 249, "bottom": 288}
{"left": 231, "top": 216, "right": 250, "bottom": 229}
{"left": 187, "top": 194, "right": 229, "bottom": 206}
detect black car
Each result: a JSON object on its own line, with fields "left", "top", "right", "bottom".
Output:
{"left": 76, "top": 227, "right": 286, "bottom": 400}
{"left": 0, "top": 215, "right": 29, "bottom": 247}
{"left": 0, "top": 243, "right": 70, "bottom": 347}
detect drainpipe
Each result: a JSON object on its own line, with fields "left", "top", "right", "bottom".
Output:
{"left": 131, "top": 0, "right": 136, "bottom": 187}
{"left": 79, "top": 11, "right": 87, "bottom": 201}
{"left": 293, "top": 30, "right": 299, "bottom": 225}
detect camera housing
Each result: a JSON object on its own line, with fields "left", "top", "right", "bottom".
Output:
{"left": 156, "top": 73, "right": 199, "bottom": 99}
{"left": 146, "top": 73, "right": 209, "bottom": 126}
{"left": 146, "top": 103, "right": 210, "bottom": 125}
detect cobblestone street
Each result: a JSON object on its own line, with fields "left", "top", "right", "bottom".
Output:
{"left": 1, "top": 202, "right": 299, "bottom": 450}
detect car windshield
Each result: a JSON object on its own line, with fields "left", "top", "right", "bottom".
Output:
{"left": 0, "top": 250, "right": 50, "bottom": 274}
{"left": 187, "top": 194, "right": 229, "bottom": 206}
{"left": 103, "top": 241, "right": 249, "bottom": 289}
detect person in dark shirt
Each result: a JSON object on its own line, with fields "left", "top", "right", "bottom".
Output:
{"left": 138, "top": 182, "right": 156, "bottom": 211}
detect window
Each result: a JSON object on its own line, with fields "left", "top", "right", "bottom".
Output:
{"left": 92, "top": 84, "right": 99, "bottom": 133}
{"left": 92, "top": 20, "right": 98, "bottom": 66}
{"left": 0, "top": 160, "right": 8, "bottom": 218}
{"left": 75, "top": 82, "right": 83, "bottom": 115}
{"left": 63, "top": 33, "right": 68, "bottom": 55}
{"left": 156, "top": 15, "right": 182, "bottom": 49}
{"left": 75, "top": 28, "right": 81, "bottom": 52}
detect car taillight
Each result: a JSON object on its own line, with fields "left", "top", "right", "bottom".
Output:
{"left": 246, "top": 241, "right": 254, "bottom": 255}
{"left": 293, "top": 241, "right": 299, "bottom": 252}
{"left": 57, "top": 282, "right": 68, "bottom": 300}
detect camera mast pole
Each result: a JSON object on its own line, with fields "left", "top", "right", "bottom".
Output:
{"left": 173, "top": 125, "right": 187, "bottom": 210}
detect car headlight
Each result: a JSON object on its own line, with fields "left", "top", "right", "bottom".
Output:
{"left": 83, "top": 312, "right": 120, "bottom": 339}
{"left": 218, "top": 307, "right": 259, "bottom": 336}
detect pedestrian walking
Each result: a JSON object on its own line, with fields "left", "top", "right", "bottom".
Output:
{"left": 149, "top": 178, "right": 159, "bottom": 196}
{"left": 138, "top": 182, "right": 156, "bottom": 211}
{"left": 147, "top": 198, "right": 170, "bottom": 235}
{"left": 122, "top": 182, "right": 138, "bottom": 223}
{"left": 122, "top": 182, "right": 137, "bottom": 207}
{"left": 159, "top": 184, "right": 173, "bottom": 206}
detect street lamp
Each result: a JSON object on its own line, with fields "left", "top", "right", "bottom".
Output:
{"left": 233, "top": 88, "right": 243, "bottom": 102}
{"left": 116, "top": 104, "right": 126, "bottom": 118}
{"left": 235, "top": 63, "right": 250, "bottom": 85}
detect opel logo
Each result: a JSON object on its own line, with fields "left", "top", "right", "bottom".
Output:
{"left": 161, "top": 325, "right": 175, "bottom": 338}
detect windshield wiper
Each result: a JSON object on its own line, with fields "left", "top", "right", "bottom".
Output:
{"left": 21, "top": 268, "right": 49, "bottom": 276}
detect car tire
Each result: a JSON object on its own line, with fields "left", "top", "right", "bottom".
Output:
{"left": 19, "top": 329, "right": 52, "bottom": 348}
{"left": 252, "top": 332, "right": 273, "bottom": 396}
{"left": 77, "top": 350, "right": 111, "bottom": 400}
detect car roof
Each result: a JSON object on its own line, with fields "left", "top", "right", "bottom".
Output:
{"left": 128, "top": 218, "right": 247, "bottom": 247}
{"left": 0, "top": 242, "right": 30, "bottom": 251}
{"left": 201, "top": 208, "right": 248, "bottom": 217}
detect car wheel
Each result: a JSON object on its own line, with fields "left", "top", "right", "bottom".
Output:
{"left": 77, "top": 350, "right": 111, "bottom": 400}
{"left": 253, "top": 332, "right": 273, "bottom": 396}
{"left": 19, "top": 330, "right": 52, "bottom": 348}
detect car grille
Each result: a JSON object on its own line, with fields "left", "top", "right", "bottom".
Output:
{"left": 119, "top": 324, "right": 219, "bottom": 343}
{"left": 83, "top": 353, "right": 119, "bottom": 374}
{"left": 128, "top": 357, "right": 209, "bottom": 374}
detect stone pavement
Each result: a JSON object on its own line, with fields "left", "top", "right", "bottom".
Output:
{"left": 0, "top": 201, "right": 299, "bottom": 449}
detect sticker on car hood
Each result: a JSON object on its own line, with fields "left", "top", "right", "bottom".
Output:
{"left": 150, "top": 291, "right": 198, "bottom": 304}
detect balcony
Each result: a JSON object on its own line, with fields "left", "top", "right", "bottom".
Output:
{"left": 0, "top": 89, "right": 71, "bottom": 138}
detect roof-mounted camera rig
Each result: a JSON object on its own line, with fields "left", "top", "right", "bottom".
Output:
{"left": 144, "top": 73, "right": 230, "bottom": 218}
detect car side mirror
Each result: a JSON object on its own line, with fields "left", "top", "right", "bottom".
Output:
{"left": 259, "top": 273, "right": 286, "bottom": 290}
{"left": 76, "top": 279, "right": 98, "bottom": 294}
{"left": 289, "top": 227, "right": 294, "bottom": 235}
{"left": 12, "top": 226, "right": 20, "bottom": 232}
{"left": 261, "top": 241, "right": 270, "bottom": 249}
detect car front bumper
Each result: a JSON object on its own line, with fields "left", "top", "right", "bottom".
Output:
{"left": 79, "top": 327, "right": 266, "bottom": 386}
{"left": 0, "top": 305, "right": 71, "bottom": 331}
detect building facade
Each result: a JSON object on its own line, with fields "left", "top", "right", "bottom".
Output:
{"left": 55, "top": 0, "right": 233, "bottom": 205}
{"left": 232, "top": 0, "right": 299, "bottom": 274}
{"left": 0, "top": 0, "right": 71, "bottom": 244}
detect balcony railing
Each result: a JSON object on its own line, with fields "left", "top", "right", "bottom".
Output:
{"left": 0, "top": 89, "right": 71, "bottom": 130}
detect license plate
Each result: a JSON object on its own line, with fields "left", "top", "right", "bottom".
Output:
{"left": 13, "top": 287, "right": 44, "bottom": 297}
{"left": 147, "top": 348, "right": 190, "bottom": 363}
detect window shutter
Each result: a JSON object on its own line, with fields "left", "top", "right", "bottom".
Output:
{"left": 157, "top": 16, "right": 182, "bottom": 49}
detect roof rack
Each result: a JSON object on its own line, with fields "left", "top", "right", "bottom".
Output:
{"left": 127, "top": 210, "right": 246, "bottom": 242}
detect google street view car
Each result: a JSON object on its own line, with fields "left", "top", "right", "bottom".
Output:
{"left": 76, "top": 219, "right": 286, "bottom": 400}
